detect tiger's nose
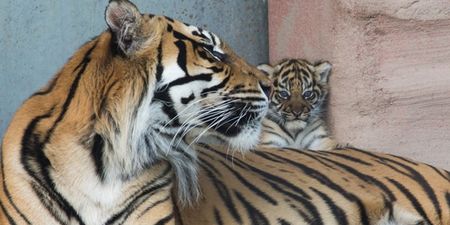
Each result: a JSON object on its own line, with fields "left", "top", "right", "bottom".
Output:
{"left": 292, "top": 110, "right": 302, "bottom": 117}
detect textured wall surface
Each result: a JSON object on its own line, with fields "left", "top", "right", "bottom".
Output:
{"left": 0, "top": 0, "right": 268, "bottom": 139}
{"left": 269, "top": 0, "right": 450, "bottom": 169}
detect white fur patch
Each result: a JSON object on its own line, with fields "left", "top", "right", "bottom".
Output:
{"left": 377, "top": 205, "right": 425, "bottom": 225}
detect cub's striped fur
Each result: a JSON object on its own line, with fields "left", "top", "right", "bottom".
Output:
{"left": 258, "top": 59, "right": 337, "bottom": 150}
{"left": 0, "top": 0, "right": 271, "bottom": 224}
{"left": 181, "top": 144, "right": 450, "bottom": 225}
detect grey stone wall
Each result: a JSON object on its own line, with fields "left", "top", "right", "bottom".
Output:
{"left": 0, "top": 0, "right": 268, "bottom": 139}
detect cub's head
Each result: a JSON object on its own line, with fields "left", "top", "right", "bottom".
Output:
{"left": 258, "top": 59, "right": 331, "bottom": 122}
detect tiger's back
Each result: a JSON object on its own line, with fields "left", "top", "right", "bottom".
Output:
{"left": 181, "top": 145, "right": 450, "bottom": 225}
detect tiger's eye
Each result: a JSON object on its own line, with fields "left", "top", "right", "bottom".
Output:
{"left": 278, "top": 90, "right": 290, "bottom": 99}
{"left": 202, "top": 46, "right": 227, "bottom": 62}
{"left": 303, "top": 91, "right": 315, "bottom": 99}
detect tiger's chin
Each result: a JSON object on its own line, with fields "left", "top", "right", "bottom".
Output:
{"left": 226, "top": 125, "right": 262, "bottom": 152}
{"left": 192, "top": 122, "right": 263, "bottom": 152}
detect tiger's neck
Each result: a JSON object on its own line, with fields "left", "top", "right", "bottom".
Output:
{"left": 1, "top": 32, "right": 180, "bottom": 224}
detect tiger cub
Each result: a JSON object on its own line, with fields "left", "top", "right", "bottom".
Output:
{"left": 257, "top": 59, "right": 338, "bottom": 150}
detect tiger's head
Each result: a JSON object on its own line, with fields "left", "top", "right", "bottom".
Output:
{"left": 258, "top": 59, "right": 331, "bottom": 123}
{"left": 105, "top": 0, "right": 272, "bottom": 141}
{"left": 103, "top": 0, "right": 272, "bottom": 202}
{"left": 3, "top": 0, "right": 271, "bottom": 206}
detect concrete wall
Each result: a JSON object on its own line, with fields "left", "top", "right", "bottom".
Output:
{"left": 269, "top": 0, "right": 450, "bottom": 169}
{"left": 0, "top": 0, "right": 268, "bottom": 139}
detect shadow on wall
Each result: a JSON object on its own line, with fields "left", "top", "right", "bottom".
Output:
{"left": 0, "top": 0, "right": 269, "bottom": 139}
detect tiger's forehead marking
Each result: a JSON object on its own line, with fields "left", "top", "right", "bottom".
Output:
{"left": 164, "top": 16, "right": 223, "bottom": 49}
{"left": 275, "top": 60, "right": 315, "bottom": 92}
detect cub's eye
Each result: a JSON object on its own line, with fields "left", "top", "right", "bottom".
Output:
{"left": 278, "top": 90, "right": 290, "bottom": 99}
{"left": 202, "top": 46, "right": 227, "bottom": 62}
{"left": 303, "top": 91, "right": 315, "bottom": 99}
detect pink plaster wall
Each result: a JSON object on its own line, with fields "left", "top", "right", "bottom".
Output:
{"left": 268, "top": 0, "right": 450, "bottom": 169}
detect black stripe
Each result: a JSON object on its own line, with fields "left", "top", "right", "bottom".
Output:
{"left": 2, "top": 133, "right": 34, "bottom": 225}
{"left": 105, "top": 165, "right": 172, "bottom": 225}
{"left": 228, "top": 89, "right": 261, "bottom": 95}
{"left": 21, "top": 40, "right": 98, "bottom": 225}
{"left": 234, "top": 191, "right": 270, "bottom": 225}
{"left": 387, "top": 178, "right": 433, "bottom": 225}
{"left": 167, "top": 73, "right": 212, "bottom": 88}
{"left": 277, "top": 218, "right": 291, "bottom": 225}
{"left": 0, "top": 199, "right": 16, "bottom": 225}
{"left": 426, "top": 164, "right": 450, "bottom": 182}
{"left": 445, "top": 192, "right": 450, "bottom": 214}
{"left": 208, "top": 31, "right": 217, "bottom": 45}
{"left": 266, "top": 181, "right": 318, "bottom": 224}
{"left": 200, "top": 76, "right": 230, "bottom": 97}
{"left": 153, "top": 90, "right": 179, "bottom": 125}
{"left": 192, "top": 30, "right": 208, "bottom": 39}
{"left": 283, "top": 149, "right": 337, "bottom": 170}
{"left": 263, "top": 116, "right": 294, "bottom": 140}
{"left": 172, "top": 196, "right": 184, "bottom": 225}
{"left": 236, "top": 97, "right": 266, "bottom": 102}
{"left": 311, "top": 188, "right": 348, "bottom": 225}
{"left": 167, "top": 24, "right": 173, "bottom": 32}
{"left": 253, "top": 151, "right": 284, "bottom": 163}
{"left": 387, "top": 154, "right": 419, "bottom": 165}
{"left": 32, "top": 74, "right": 59, "bottom": 96}
{"left": 154, "top": 213, "right": 174, "bottom": 225}
{"left": 198, "top": 156, "right": 223, "bottom": 177}
{"left": 105, "top": 177, "right": 172, "bottom": 225}
{"left": 91, "top": 134, "right": 105, "bottom": 181}
{"left": 262, "top": 130, "right": 291, "bottom": 144}
{"left": 174, "top": 40, "right": 188, "bottom": 74}
{"left": 30, "top": 182, "right": 68, "bottom": 224}
{"left": 199, "top": 163, "right": 242, "bottom": 224}
{"left": 137, "top": 194, "right": 171, "bottom": 219}
{"left": 220, "top": 160, "right": 278, "bottom": 205}
{"left": 320, "top": 151, "right": 373, "bottom": 166}
{"left": 302, "top": 121, "right": 326, "bottom": 148}
{"left": 314, "top": 154, "right": 397, "bottom": 201}
{"left": 201, "top": 146, "right": 311, "bottom": 199}
{"left": 265, "top": 151, "right": 369, "bottom": 225}
{"left": 155, "top": 41, "right": 164, "bottom": 82}
{"left": 181, "top": 93, "right": 195, "bottom": 105}
{"left": 99, "top": 78, "right": 121, "bottom": 118}
{"left": 163, "top": 16, "right": 174, "bottom": 22}
{"left": 214, "top": 208, "right": 224, "bottom": 225}
{"left": 354, "top": 149, "right": 442, "bottom": 220}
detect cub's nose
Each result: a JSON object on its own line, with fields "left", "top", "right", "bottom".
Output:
{"left": 292, "top": 110, "right": 302, "bottom": 117}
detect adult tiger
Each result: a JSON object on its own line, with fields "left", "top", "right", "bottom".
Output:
{"left": 257, "top": 59, "right": 338, "bottom": 150}
{"left": 181, "top": 144, "right": 450, "bottom": 225}
{"left": 0, "top": 0, "right": 271, "bottom": 224}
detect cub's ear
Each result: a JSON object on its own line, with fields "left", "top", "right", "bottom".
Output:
{"left": 257, "top": 64, "right": 275, "bottom": 79}
{"left": 314, "top": 61, "right": 332, "bottom": 84}
{"left": 105, "top": 0, "right": 143, "bottom": 55}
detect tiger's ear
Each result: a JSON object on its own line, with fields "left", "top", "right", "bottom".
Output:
{"left": 105, "top": 0, "right": 143, "bottom": 55}
{"left": 314, "top": 61, "right": 332, "bottom": 84}
{"left": 257, "top": 64, "right": 275, "bottom": 80}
